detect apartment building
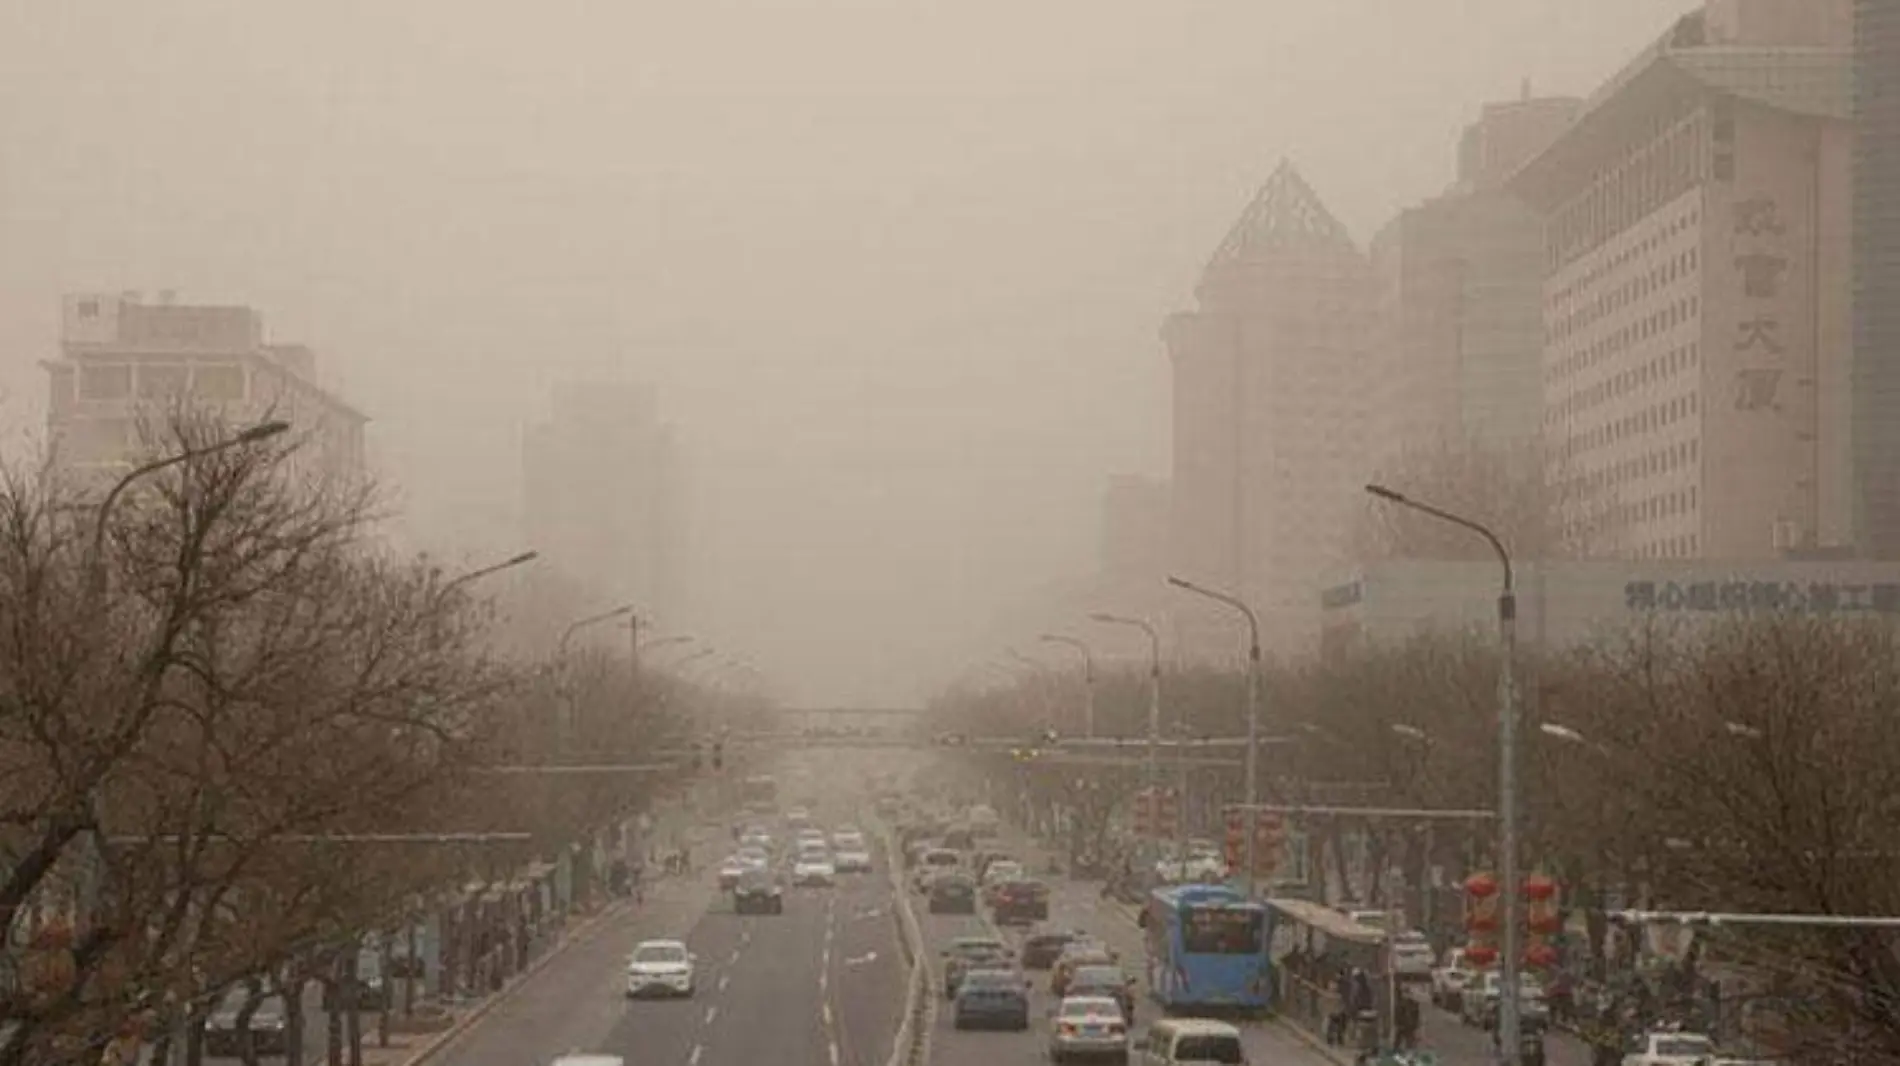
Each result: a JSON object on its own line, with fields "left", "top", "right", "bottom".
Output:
{"left": 1509, "top": 1, "right": 1854, "bottom": 561}
{"left": 44, "top": 291, "right": 367, "bottom": 486}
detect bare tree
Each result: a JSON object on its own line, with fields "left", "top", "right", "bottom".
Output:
{"left": 1353, "top": 433, "right": 1596, "bottom": 562}
{"left": 0, "top": 415, "right": 507, "bottom": 1065}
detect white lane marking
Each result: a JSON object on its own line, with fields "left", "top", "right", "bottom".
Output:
{"left": 718, "top": 973, "right": 731, "bottom": 992}
{"left": 689, "top": 1046, "right": 704, "bottom": 1066}
{"left": 822, "top": 944, "right": 831, "bottom": 969}
{"left": 822, "top": 1001, "right": 834, "bottom": 1027}
{"left": 729, "top": 949, "right": 742, "bottom": 965}
{"left": 704, "top": 1005, "right": 718, "bottom": 1024}
{"left": 820, "top": 968, "right": 829, "bottom": 993}
{"left": 844, "top": 951, "right": 878, "bottom": 966}
{"left": 828, "top": 1040, "right": 841, "bottom": 1066}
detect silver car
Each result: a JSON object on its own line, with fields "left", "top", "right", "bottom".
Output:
{"left": 1048, "top": 995, "right": 1129, "bottom": 1063}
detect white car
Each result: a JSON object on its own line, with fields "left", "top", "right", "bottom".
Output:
{"left": 625, "top": 940, "right": 695, "bottom": 998}
{"left": 717, "top": 856, "right": 749, "bottom": 891}
{"left": 1430, "top": 948, "right": 1475, "bottom": 1008}
{"left": 833, "top": 830, "right": 867, "bottom": 851}
{"left": 793, "top": 851, "right": 837, "bottom": 886}
{"left": 1622, "top": 1030, "right": 1717, "bottom": 1066}
{"left": 1389, "top": 930, "right": 1435, "bottom": 980}
{"left": 834, "top": 846, "right": 873, "bottom": 873}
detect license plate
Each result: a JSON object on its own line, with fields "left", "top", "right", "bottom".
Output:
{"left": 1083, "top": 1026, "right": 1105, "bottom": 1036}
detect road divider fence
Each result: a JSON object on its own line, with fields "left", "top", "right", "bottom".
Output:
{"left": 881, "top": 827, "right": 932, "bottom": 1066}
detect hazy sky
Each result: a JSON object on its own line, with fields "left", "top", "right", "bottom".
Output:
{"left": 0, "top": 0, "right": 1686, "bottom": 705}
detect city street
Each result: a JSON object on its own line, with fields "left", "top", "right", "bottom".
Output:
{"left": 947, "top": 825, "right": 1595, "bottom": 1066}
{"left": 423, "top": 842, "right": 902, "bottom": 1066}
{"left": 915, "top": 863, "right": 1336, "bottom": 1066}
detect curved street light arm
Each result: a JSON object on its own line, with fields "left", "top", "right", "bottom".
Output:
{"left": 441, "top": 550, "right": 540, "bottom": 597}
{"left": 1363, "top": 485, "right": 1513, "bottom": 592}
{"left": 558, "top": 604, "right": 635, "bottom": 656}
{"left": 1037, "top": 634, "right": 1094, "bottom": 683}
{"left": 89, "top": 419, "right": 293, "bottom": 573}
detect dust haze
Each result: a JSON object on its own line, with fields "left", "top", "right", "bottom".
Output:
{"left": 0, "top": 0, "right": 1676, "bottom": 706}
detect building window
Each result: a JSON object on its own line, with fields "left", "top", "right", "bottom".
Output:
{"left": 78, "top": 363, "right": 131, "bottom": 401}
{"left": 193, "top": 365, "right": 246, "bottom": 401}
{"left": 137, "top": 365, "right": 189, "bottom": 400}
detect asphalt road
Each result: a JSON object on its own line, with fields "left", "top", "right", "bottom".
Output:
{"left": 424, "top": 843, "right": 902, "bottom": 1066}
{"left": 931, "top": 828, "right": 1595, "bottom": 1066}
{"left": 913, "top": 856, "right": 1336, "bottom": 1066}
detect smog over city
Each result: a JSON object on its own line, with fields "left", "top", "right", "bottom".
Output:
{"left": 9, "top": 2, "right": 1900, "bottom": 1066}
{"left": 0, "top": 1, "right": 1679, "bottom": 707}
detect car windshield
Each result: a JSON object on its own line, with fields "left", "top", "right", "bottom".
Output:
{"left": 1172, "top": 1035, "right": 1243, "bottom": 1063}
{"left": 1071, "top": 966, "right": 1123, "bottom": 985}
{"left": 633, "top": 944, "right": 687, "bottom": 964}
{"left": 1657, "top": 1037, "right": 1714, "bottom": 1056}
{"left": 1061, "top": 997, "right": 1122, "bottom": 1018}
{"left": 962, "top": 970, "right": 1019, "bottom": 989}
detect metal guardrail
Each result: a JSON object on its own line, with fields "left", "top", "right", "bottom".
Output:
{"left": 882, "top": 826, "right": 932, "bottom": 1066}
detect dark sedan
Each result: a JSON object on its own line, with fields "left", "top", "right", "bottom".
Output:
{"left": 953, "top": 969, "right": 1031, "bottom": 1030}
{"left": 942, "top": 937, "right": 1012, "bottom": 998}
{"left": 1021, "top": 931, "right": 1078, "bottom": 970}
{"left": 928, "top": 873, "right": 978, "bottom": 914}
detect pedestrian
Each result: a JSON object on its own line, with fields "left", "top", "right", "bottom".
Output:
{"left": 1327, "top": 966, "right": 1353, "bottom": 1045}
{"left": 1396, "top": 992, "right": 1420, "bottom": 1050}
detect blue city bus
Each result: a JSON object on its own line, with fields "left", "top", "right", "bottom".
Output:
{"left": 1142, "top": 883, "right": 1271, "bottom": 1013}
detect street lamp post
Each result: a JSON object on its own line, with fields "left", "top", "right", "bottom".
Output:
{"left": 441, "top": 551, "right": 539, "bottom": 598}
{"left": 1038, "top": 634, "right": 1095, "bottom": 739}
{"left": 1366, "top": 483, "right": 1520, "bottom": 1063}
{"left": 88, "top": 419, "right": 292, "bottom": 596}
{"left": 1166, "top": 576, "right": 1263, "bottom": 898}
{"left": 559, "top": 605, "right": 636, "bottom": 657}
{"left": 557, "top": 604, "right": 636, "bottom": 752}
{"left": 1092, "top": 613, "right": 1161, "bottom": 864}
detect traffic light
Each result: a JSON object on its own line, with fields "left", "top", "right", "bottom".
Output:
{"left": 712, "top": 741, "right": 724, "bottom": 771}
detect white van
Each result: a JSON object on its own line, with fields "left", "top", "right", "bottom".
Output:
{"left": 1136, "top": 1019, "right": 1246, "bottom": 1065}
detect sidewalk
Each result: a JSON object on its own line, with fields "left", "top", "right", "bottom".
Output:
{"left": 354, "top": 894, "right": 638, "bottom": 1066}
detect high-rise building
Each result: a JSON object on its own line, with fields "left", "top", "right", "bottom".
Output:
{"left": 520, "top": 380, "right": 686, "bottom": 648}
{"left": 1163, "top": 161, "right": 1374, "bottom": 656}
{"left": 1099, "top": 474, "right": 1170, "bottom": 577}
{"left": 1508, "top": 1, "right": 1855, "bottom": 562}
{"left": 1370, "top": 95, "right": 1579, "bottom": 461}
{"left": 1854, "top": 0, "right": 1900, "bottom": 557}
{"left": 44, "top": 291, "right": 367, "bottom": 485}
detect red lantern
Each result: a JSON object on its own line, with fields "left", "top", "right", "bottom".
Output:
{"left": 1524, "top": 942, "right": 1560, "bottom": 968}
{"left": 1523, "top": 874, "right": 1558, "bottom": 902}
{"left": 1464, "top": 872, "right": 1499, "bottom": 898}
{"left": 1528, "top": 907, "right": 1563, "bottom": 935}
{"left": 1464, "top": 944, "right": 1498, "bottom": 967}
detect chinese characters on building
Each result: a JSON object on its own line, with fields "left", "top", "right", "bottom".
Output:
{"left": 1625, "top": 580, "right": 1900, "bottom": 614}
{"left": 1730, "top": 196, "right": 1789, "bottom": 413}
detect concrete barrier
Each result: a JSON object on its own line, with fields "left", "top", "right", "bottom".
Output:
{"left": 881, "top": 825, "right": 931, "bottom": 1066}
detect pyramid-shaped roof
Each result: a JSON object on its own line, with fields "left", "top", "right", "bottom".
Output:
{"left": 1206, "top": 159, "right": 1357, "bottom": 269}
